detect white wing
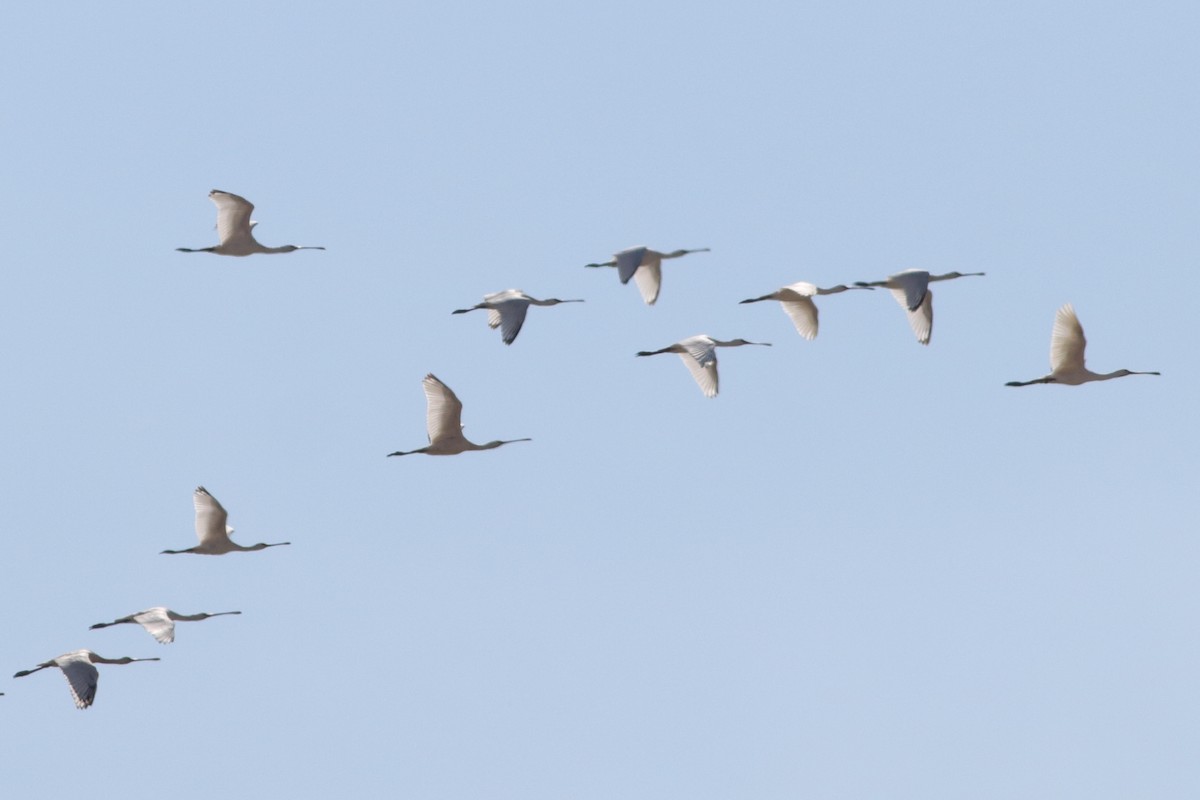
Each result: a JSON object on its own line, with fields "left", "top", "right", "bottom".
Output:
{"left": 680, "top": 338, "right": 719, "bottom": 397}
{"left": 134, "top": 608, "right": 176, "bottom": 644}
{"left": 58, "top": 654, "right": 100, "bottom": 709}
{"left": 193, "top": 487, "right": 231, "bottom": 547}
{"left": 422, "top": 374, "right": 466, "bottom": 446}
{"left": 632, "top": 262, "right": 663, "bottom": 305}
{"left": 778, "top": 293, "right": 819, "bottom": 340}
{"left": 1050, "top": 303, "right": 1087, "bottom": 373}
{"left": 888, "top": 270, "right": 931, "bottom": 311}
{"left": 886, "top": 287, "right": 935, "bottom": 345}
{"left": 210, "top": 190, "right": 257, "bottom": 249}
{"left": 614, "top": 247, "right": 647, "bottom": 284}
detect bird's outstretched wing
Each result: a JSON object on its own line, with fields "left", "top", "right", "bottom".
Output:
{"left": 614, "top": 247, "right": 647, "bottom": 285}
{"left": 209, "top": 190, "right": 256, "bottom": 249}
{"left": 495, "top": 302, "right": 530, "bottom": 345}
{"left": 194, "top": 487, "right": 231, "bottom": 547}
{"left": 887, "top": 271, "right": 930, "bottom": 311}
{"left": 680, "top": 339, "right": 719, "bottom": 397}
{"left": 899, "top": 290, "right": 933, "bottom": 345}
{"left": 135, "top": 608, "right": 176, "bottom": 644}
{"left": 1050, "top": 303, "right": 1087, "bottom": 373}
{"left": 423, "top": 374, "right": 466, "bottom": 445}
{"left": 778, "top": 285, "right": 820, "bottom": 340}
{"left": 633, "top": 262, "right": 663, "bottom": 305}
{"left": 59, "top": 656, "right": 99, "bottom": 709}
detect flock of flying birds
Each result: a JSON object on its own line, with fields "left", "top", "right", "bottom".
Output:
{"left": 11, "top": 189, "right": 1161, "bottom": 710}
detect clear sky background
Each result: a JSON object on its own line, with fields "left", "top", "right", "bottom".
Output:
{"left": 1, "top": 2, "right": 1195, "bottom": 797}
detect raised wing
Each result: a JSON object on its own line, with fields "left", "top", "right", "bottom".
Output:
{"left": 614, "top": 247, "right": 647, "bottom": 284}
{"left": 632, "top": 262, "right": 663, "bottom": 305}
{"left": 422, "top": 374, "right": 466, "bottom": 445}
{"left": 134, "top": 608, "right": 176, "bottom": 644}
{"left": 193, "top": 486, "right": 231, "bottom": 547}
{"left": 1050, "top": 303, "right": 1087, "bottom": 373}
{"left": 58, "top": 654, "right": 100, "bottom": 709}
{"left": 209, "top": 190, "right": 256, "bottom": 249}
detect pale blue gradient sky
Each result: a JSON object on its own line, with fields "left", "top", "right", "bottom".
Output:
{"left": 1, "top": 2, "right": 1196, "bottom": 798}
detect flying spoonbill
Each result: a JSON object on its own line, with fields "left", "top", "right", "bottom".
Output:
{"left": 176, "top": 190, "right": 325, "bottom": 256}
{"left": 585, "top": 246, "right": 710, "bottom": 305}
{"left": 13, "top": 650, "right": 160, "bottom": 709}
{"left": 1005, "top": 304, "right": 1160, "bottom": 387}
{"left": 636, "top": 335, "right": 771, "bottom": 398}
{"left": 854, "top": 269, "right": 984, "bottom": 344}
{"left": 90, "top": 608, "right": 242, "bottom": 644}
{"left": 739, "top": 282, "right": 873, "bottom": 340}
{"left": 388, "top": 373, "right": 531, "bottom": 456}
{"left": 452, "top": 290, "right": 584, "bottom": 344}
{"left": 161, "top": 487, "right": 290, "bottom": 555}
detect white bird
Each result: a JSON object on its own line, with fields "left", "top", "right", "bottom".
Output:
{"left": 585, "top": 246, "right": 710, "bottom": 305}
{"left": 739, "top": 282, "right": 873, "bottom": 340}
{"left": 854, "top": 269, "right": 985, "bottom": 344}
{"left": 161, "top": 487, "right": 291, "bottom": 555}
{"left": 636, "top": 335, "right": 771, "bottom": 398}
{"left": 90, "top": 607, "right": 242, "bottom": 644}
{"left": 388, "top": 373, "right": 531, "bottom": 456}
{"left": 1006, "top": 303, "right": 1160, "bottom": 387}
{"left": 13, "top": 650, "right": 160, "bottom": 709}
{"left": 452, "top": 289, "right": 584, "bottom": 345}
{"left": 176, "top": 189, "right": 325, "bottom": 256}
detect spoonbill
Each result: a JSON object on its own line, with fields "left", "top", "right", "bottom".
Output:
{"left": 90, "top": 608, "right": 242, "bottom": 644}
{"left": 585, "top": 246, "right": 710, "bottom": 305}
{"left": 176, "top": 190, "right": 325, "bottom": 256}
{"left": 739, "top": 282, "right": 873, "bottom": 340}
{"left": 1005, "top": 304, "right": 1160, "bottom": 387}
{"left": 854, "top": 269, "right": 985, "bottom": 344}
{"left": 452, "top": 289, "right": 584, "bottom": 345}
{"left": 636, "top": 335, "right": 771, "bottom": 398}
{"left": 388, "top": 373, "right": 531, "bottom": 456}
{"left": 13, "top": 650, "right": 160, "bottom": 709}
{"left": 161, "top": 487, "right": 291, "bottom": 555}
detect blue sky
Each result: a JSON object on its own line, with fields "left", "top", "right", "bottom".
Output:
{"left": 1, "top": 2, "right": 1196, "bottom": 797}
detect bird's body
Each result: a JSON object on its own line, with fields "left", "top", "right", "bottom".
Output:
{"left": 161, "top": 487, "right": 290, "bottom": 555}
{"left": 452, "top": 289, "right": 583, "bottom": 345}
{"left": 854, "top": 269, "right": 985, "bottom": 344}
{"left": 176, "top": 190, "right": 325, "bottom": 256}
{"left": 585, "top": 246, "right": 710, "bottom": 305}
{"left": 739, "top": 282, "right": 872, "bottom": 340}
{"left": 1006, "top": 304, "right": 1160, "bottom": 387}
{"left": 388, "top": 373, "right": 531, "bottom": 456}
{"left": 90, "top": 607, "right": 242, "bottom": 644}
{"left": 13, "top": 650, "right": 160, "bottom": 709}
{"left": 636, "top": 335, "right": 771, "bottom": 397}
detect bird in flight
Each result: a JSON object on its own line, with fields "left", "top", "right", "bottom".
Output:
{"left": 854, "top": 269, "right": 984, "bottom": 344}
{"left": 452, "top": 289, "right": 584, "bottom": 345}
{"left": 388, "top": 373, "right": 531, "bottom": 456}
{"left": 739, "top": 282, "right": 872, "bottom": 340}
{"left": 161, "top": 487, "right": 291, "bottom": 555}
{"left": 1005, "top": 303, "right": 1160, "bottom": 387}
{"left": 636, "top": 335, "right": 770, "bottom": 398}
{"left": 90, "top": 607, "right": 242, "bottom": 644}
{"left": 585, "top": 246, "right": 710, "bottom": 305}
{"left": 177, "top": 190, "right": 325, "bottom": 256}
{"left": 13, "top": 650, "right": 160, "bottom": 709}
